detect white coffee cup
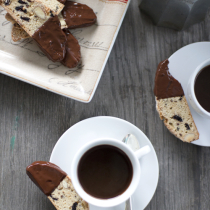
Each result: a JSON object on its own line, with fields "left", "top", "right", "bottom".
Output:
{"left": 187, "top": 58, "right": 210, "bottom": 119}
{"left": 71, "top": 138, "right": 151, "bottom": 207}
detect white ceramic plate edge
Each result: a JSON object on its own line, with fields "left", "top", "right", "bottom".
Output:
{"left": 0, "top": 1, "right": 131, "bottom": 103}
{"left": 88, "top": 0, "right": 131, "bottom": 103}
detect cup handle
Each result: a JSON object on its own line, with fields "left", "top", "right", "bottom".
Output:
{"left": 135, "top": 145, "right": 151, "bottom": 160}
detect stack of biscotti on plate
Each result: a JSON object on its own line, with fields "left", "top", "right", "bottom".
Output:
{"left": 1, "top": 0, "right": 97, "bottom": 68}
{"left": 26, "top": 161, "right": 89, "bottom": 210}
{"left": 1, "top": 0, "right": 64, "bottom": 36}
{"left": 154, "top": 59, "right": 199, "bottom": 143}
{"left": 5, "top": 13, "right": 30, "bottom": 41}
{"left": 1, "top": 0, "right": 68, "bottom": 62}
{"left": 5, "top": 12, "right": 67, "bottom": 42}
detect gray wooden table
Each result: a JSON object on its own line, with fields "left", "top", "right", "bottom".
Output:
{"left": 1, "top": 1, "right": 210, "bottom": 210}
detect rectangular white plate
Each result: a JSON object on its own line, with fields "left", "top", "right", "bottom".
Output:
{"left": 0, "top": 0, "right": 130, "bottom": 103}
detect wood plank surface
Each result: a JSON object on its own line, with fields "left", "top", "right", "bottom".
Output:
{"left": 1, "top": 0, "right": 210, "bottom": 209}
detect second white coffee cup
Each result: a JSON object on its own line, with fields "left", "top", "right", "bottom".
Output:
{"left": 71, "top": 138, "right": 151, "bottom": 207}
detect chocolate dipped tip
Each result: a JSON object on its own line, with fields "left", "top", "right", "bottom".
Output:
{"left": 26, "top": 161, "right": 67, "bottom": 196}
{"left": 61, "top": 29, "right": 81, "bottom": 68}
{"left": 32, "top": 15, "right": 67, "bottom": 62}
{"left": 62, "top": 1, "right": 97, "bottom": 29}
{"left": 154, "top": 59, "right": 184, "bottom": 99}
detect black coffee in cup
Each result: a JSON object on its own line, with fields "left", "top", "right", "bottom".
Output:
{"left": 194, "top": 65, "right": 210, "bottom": 113}
{"left": 78, "top": 145, "right": 133, "bottom": 199}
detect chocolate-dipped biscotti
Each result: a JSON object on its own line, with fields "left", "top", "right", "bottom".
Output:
{"left": 5, "top": 12, "right": 67, "bottom": 42}
{"left": 1, "top": 0, "right": 97, "bottom": 67}
{"left": 1, "top": 0, "right": 64, "bottom": 36}
{"left": 154, "top": 59, "right": 199, "bottom": 142}
{"left": 26, "top": 161, "right": 89, "bottom": 210}
{"left": 62, "top": 1, "right": 97, "bottom": 29}
{"left": 1, "top": 0, "right": 67, "bottom": 62}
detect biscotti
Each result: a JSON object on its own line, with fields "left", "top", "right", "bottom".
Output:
{"left": 156, "top": 96, "right": 199, "bottom": 142}
{"left": 12, "top": 23, "right": 30, "bottom": 41}
{"left": 6, "top": 12, "right": 67, "bottom": 42}
{"left": 154, "top": 59, "right": 199, "bottom": 142}
{"left": 32, "top": 15, "right": 67, "bottom": 62}
{"left": 26, "top": 161, "right": 89, "bottom": 210}
{"left": 61, "top": 29, "right": 81, "bottom": 68}
{"left": 5, "top": 12, "right": 29, "bottom": 41}
{"left": 5, "top": 12, "right": 16, "bottom": 23}
{"left": 62, "top": 1, "right": 97, "bottom": 29}
{"left": 1, "top": 0, "right": 64, "bottom": 36}
{"left": 1, "top": 0, "right": 97, "bottom": 66}
{"left": 49, "top": 176, "right": 89, "bottom": 210}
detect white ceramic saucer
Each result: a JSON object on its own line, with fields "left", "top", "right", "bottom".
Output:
{"left": 50, "top": 116, "right": 159, "bottom": 210}
{"left": 168, "top": 42, "right": 210, "bottom": 146}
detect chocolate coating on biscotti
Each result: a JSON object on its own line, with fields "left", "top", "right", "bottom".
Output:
{"left": 61, "top": 29, "right": 81, "bottom": 68}
{"left": 62, "top": 1, "right": 97, "bottom": 29}
{"left": 26, "top": 161, "right": 67, "bottom": 196}
{"left": 32, "top": 15, "right": 67, "bottom": 62}
{"left": 154, "top": 59, "right": 184, "bottom": 99}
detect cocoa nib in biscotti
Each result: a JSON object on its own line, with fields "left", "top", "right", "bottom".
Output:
{"left": 61, "top": 29, "right": 81, "bottom": 68}
{"left": 32, "top": 15, "right": 67, "bottom": 62}
{"left": 62, "top": 1, "right": 97, "bottom": 29}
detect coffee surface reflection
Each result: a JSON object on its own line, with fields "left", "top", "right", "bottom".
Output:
{"left": 78, "top": 145, "right": 133, "bottom": 199}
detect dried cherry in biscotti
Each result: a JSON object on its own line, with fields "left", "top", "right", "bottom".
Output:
{"left": 15, "top": 6, "right": 27, "bottom": 13}
{"left": 72, "top": 202, "right": 78, "bottom": 210}
{"left": 172, "top": 115, "right": 183, "bottom": 122}
{"left": 4, "top": 0, "right": 11, "bottom": 5}
{"left": 18, "top": 0, "right": 27, "bottom": 4}
{"left": 20, "top": 16, "right": 30, "bottom": 21}
{"left": 185, "top": 123, "right": 190, "bottom": 130}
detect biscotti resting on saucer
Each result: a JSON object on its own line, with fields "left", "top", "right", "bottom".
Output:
{"left": 154, "top": 59, "right": 199, "bottom": 143}
{"left": 26, "top": 161, "right": 89, "bottom": 210}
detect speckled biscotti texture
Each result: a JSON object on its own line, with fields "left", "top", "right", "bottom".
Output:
{"left": 5, "top": 13, "right": 30, "bottom": 41}
{"left": 156, "top": 96, "right": 199, "bottom": 142}
{"left": 5, "top": 12, "right": 16, "bottom": 23}
{"left": 5, "top": 12, "right": 66, "bottom": 41}
{"left": 48, "top": 176, "right": 89, "bottom": 210}
{"left": 11, "top": 23, "right": 30, "bottom": 41}
{"left": 1, "top": 0, "right": 64, "bottom": 36}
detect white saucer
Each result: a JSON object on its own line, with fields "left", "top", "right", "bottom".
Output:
{"left": 168, "top": 42, "right": 210, "bottom": 146}
{"left": 50, "top": 116, "right": 159, "bottom": 210}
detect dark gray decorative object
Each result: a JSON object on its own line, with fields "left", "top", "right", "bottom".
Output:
{"left": 139, "top": 0, "right": 210, "bottom": 30}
